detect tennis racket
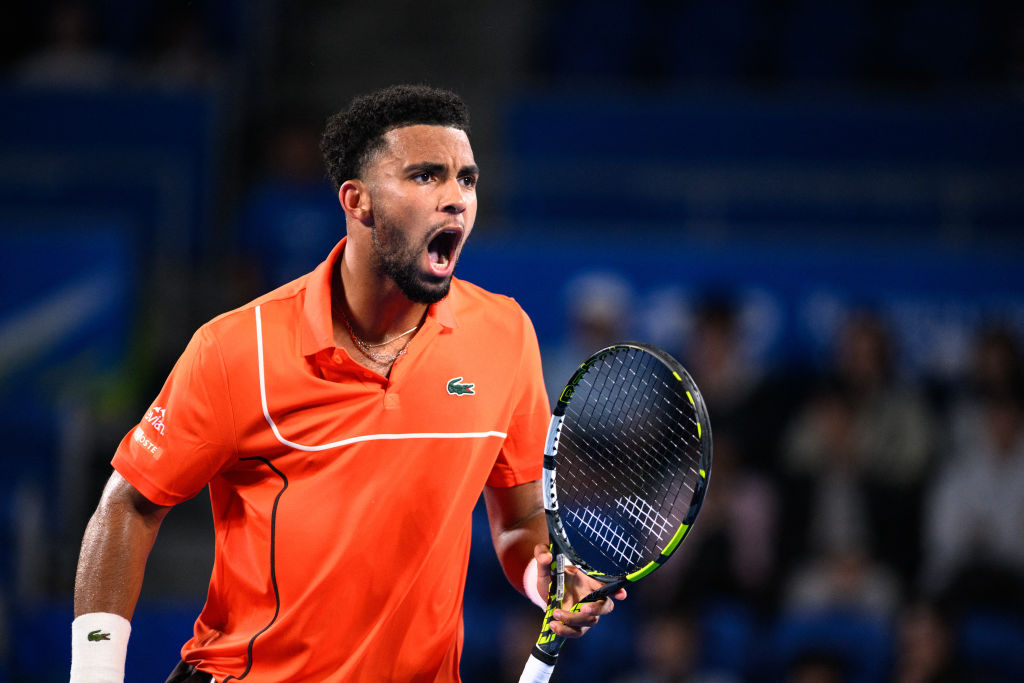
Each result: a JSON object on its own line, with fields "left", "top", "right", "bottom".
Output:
{"left": 519, "top": 342, "right": 713, "bottom": 683}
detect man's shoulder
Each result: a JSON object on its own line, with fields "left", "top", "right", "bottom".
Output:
{"left": 200, "top": 274, "right": 310, "bottom": 340}
{"left": 449, "top": 277, "right": 523, "bottom": 318}
{"left": 447, "top": 278, "right": 537, "bottom": 347}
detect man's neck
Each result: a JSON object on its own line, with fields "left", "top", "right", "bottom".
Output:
{"left": 331, "top": 250, "right": 428, "bottom": 351}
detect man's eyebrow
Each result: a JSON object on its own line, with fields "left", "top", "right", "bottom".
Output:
{"left": 403, "top": 162, "right": 479, "bottom": 176}
{"left": 405, "top": 162, "right": 446, "bottom": 175}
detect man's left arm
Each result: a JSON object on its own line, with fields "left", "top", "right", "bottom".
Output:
{"left": 483, "top": 481, "right": 625, "bottom": 638}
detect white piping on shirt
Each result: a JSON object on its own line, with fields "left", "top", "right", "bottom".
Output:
{"left": 254, "top": 305, "right": 507, "bottom": 452}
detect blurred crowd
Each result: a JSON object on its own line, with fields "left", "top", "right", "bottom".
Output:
{"left": 469, "top": 281, "right": 1024, "bottom": 683}
{"left": 5, "top": 0, "right": 1023, "bottom": 101}
{"left": 2, "top": 1, "right": 233, "bottom": 91}
{"left": 530, "top": 0, "right": 1024, "bottom": 90}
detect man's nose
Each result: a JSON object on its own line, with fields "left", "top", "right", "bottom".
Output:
{"left": 438, "top": 178, "right": 468, "bottom": 214}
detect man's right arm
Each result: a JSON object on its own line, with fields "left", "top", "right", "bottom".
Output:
{"left": 75, "top": 470, "right": 172, "bottom": 619}
{"left": 70, "top": 471, "right": 172, "bottom": 682}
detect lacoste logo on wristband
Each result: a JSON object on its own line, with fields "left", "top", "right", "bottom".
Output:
{"left": 87, "top": 630, "right": 111, "bottom": 642}
{"left": 446, "top": 377, "right": 475, "bottom": 396}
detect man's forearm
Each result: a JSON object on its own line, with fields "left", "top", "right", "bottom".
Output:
{"left": 71, "top": 473, "right": 170, "bottom": 682}
{"left": 74, "top": 473, "right": 169, "bottom": 618}
{"left": 495, "top": 511, "right": 548, "bottom": 592}
{"left": 483, "top": 481, "right": 548, "bottom": 596}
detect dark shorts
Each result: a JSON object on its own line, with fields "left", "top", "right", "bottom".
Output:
{"left": 165, "top": 660, "right": 214, "bottom": 683}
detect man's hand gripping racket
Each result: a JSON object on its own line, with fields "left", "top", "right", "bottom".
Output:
{"left": 519, "top": 343, "right": 713, "bottom": 683}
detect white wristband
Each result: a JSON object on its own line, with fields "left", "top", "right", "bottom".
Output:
{"left": 71, "top": 612, "right": 131, "bottom": 683}
{"left": 523, "top": 557, "right": 548, "bottom": 609}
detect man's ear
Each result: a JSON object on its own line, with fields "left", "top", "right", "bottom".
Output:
{"left": 338, "top": 180, "right": 373, "bottom": 226}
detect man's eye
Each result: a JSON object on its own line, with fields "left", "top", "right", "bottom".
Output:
{"left": 459, "top": 176, "right": 477, "bottom": 188}
{"left": 413, "top": 172, "right": 433, "bottom": 183}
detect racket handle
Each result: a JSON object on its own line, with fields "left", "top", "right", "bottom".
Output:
{"left": 518, "top": 650, "right": 555, "bottom": 683}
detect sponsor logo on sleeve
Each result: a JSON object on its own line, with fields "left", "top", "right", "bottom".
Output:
{"left": 143, "top": 406, "right": 166, "bottom": 435}
{"left": 133, "top": 426, "right": 162, "bottom": 459}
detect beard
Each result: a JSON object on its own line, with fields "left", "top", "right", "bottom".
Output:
{"left": 369, "top": 208, "right": 457, "bottom": 305}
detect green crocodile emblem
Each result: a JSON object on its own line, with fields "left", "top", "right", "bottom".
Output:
{"left": 88, "top": 630, "right": 111, "bottom": 642}
{"left": 446, "top": 377, "right": 475, "bottom": 396}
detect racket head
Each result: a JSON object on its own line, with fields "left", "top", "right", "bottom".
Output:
{"left": 543, "top": 342, "right": 712, "bottom": 584}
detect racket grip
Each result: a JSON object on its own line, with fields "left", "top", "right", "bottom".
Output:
{"left": 518, "top": 650, "right": 555, "bottom": 683}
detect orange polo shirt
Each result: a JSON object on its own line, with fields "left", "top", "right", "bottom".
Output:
{"left": 112, "top": 239, "right": 548, "bottom": 682}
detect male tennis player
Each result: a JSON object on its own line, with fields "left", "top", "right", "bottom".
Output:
{"left": 71, "top": 85, "right": 624, "bottom": 682}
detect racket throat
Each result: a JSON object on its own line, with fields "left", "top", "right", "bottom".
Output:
{"left": 579, "top": 578, "right": 628, "bottom": 603}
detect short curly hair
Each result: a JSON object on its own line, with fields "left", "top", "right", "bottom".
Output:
{"left": 320, "top": 84, "right": 471, "bottom": 189}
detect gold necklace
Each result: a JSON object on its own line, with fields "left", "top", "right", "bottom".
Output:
{"left": 352, "top": 323, "right": 419, "bottom": 348}
{"left": 341, "top": 314, "right": 419, "bottom": 364}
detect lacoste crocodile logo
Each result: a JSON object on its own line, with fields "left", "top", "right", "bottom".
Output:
{"left": 88, "top": 630, "right": 111, "bottom": 642}
{"left": 446, "top": 377, "right": 475, "bottom": 396}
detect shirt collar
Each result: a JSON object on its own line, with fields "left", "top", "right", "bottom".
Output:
{"left": 300, "top": 237, "right": 459, "bottom": 357}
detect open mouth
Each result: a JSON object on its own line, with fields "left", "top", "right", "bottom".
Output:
{"left": 427, "top": 227, "right": 463, "bottom": 272}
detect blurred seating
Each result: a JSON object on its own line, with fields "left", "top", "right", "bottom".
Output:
{"left": 697, "top": 599, "right": 757, "bottom": 679}
{"left": 768, "top": 608, "right": 894, "bottom": 683}
{"left": 779, "top": 0, "right": 868, "bottom": 83}
{"left": 662, "top": 0, "right": 760, "bottom": 84}
{"left": 957, "top": 609, "right": 1024, "bottom": 681}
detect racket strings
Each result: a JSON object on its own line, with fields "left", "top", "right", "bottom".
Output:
{"left": 557, "top": 348, "right": 706, "bottom": 575}
{"left": 567, "top": 358, "right": 691, "bottom": 495}
{"left": 616, "top": 495, "right": 673, "bottom": 541}
{"left": 567, "top": 355, "right": 699, "bottom": 500}
{"left": 564, "top": 506, "right": 644, "bottom": 568}
{"left": 563, "top": 356, "right": 688, "bottom": 508}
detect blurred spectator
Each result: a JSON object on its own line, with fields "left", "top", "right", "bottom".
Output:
{"left": 233, "top": 116, "right": 343, "bottom": 298}
{"left": 893, "top": 600, "right": 964, "bottom": 683}
{"left": 791, "top": 384, "right": 870, "bottom": 555}
{"left": 643, "top": 430, "right": 778, "bottom": 614}
{"left": 612, "top": 612, "right": 736, "bottom": 683}
{"left": 687, "top": 294, "right": 762, "bottom": 424}
{"left": 542, "top": 271, "right": 633, "bottom": 403}
{"left": 684, "top": 293, "right": 792, "bottom": 476}
{"left": 830, "top": 311, "right": 934, "bottom": 485}
{"left": 945, "top": 323, "right": 1024, "bottom": 458}
{"left": 141, "top": 4, "right": 223, "bottom": 89}
{"left": 921, "top": 384, "right": 1024, "bottom": 613}
{"left": 781, "top": 310, "right": 936, "bottom": 584}
{"left": 15, "top": 1, "right": 122, "bottom": 88}
{"left": 783, "top": 546, "right": 900, "bottom": 620}
{"left": 785, "top": 649, "right": 849, "bottom": 683}
{"left": 638, "top": 286, "right": 689, "bottom": 361}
